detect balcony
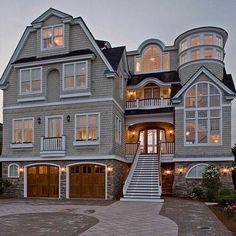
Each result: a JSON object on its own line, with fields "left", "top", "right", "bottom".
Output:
{"left": 126, "top": 98, "right": 171, "bottom": 110}
{"left": 40, "top": 136, "right": 66, "bottom": 157}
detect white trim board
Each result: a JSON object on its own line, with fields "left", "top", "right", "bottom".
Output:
{"left": 173, "top": 156, "right": 234, "bottom": 162}
{"left": 0, "top": 154, "right": 130, "bottom": 163}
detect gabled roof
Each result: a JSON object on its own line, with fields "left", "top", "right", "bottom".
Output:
{"left": 31, "top": 8, "right": 72, "bottom": 24}
{"left": 173, "top": 66, "right": 236, "bottom": 99}
{"left": 222, "top": 69, "right": 236, "bottom": 93}
{"left": 127, "top": 71, "right": 180, "bottom": 86}
{"left": 12, "top": 49, "right": 94, "bottom": 64}
{"left": 103, "top": 47, "right": 126, "bottom": 71}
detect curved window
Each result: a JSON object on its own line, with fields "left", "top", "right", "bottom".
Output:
{"left": 8, "top": 164, "right": 19, "bottom": 178}
{"left": 186, "top": 164, "right": 209, "bottom": 179}
{"left": 185, "top": 82, "right": 221, "bottom": 145}
{"left": 135, "top": 45, "right": 169, "bottom": 73}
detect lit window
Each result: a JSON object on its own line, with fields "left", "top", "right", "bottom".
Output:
{"left": 42, "top": 25, "right": 63, "bottom": 49}
{"left": 191, "top": 49, "right": 200, "bottom": 60}
{"left": 216, "top": 50, "right": 223, "bottom": 60}
{"left": 143, "top": 46, "right": 161, "bottom": 72}
{"left": 204, "top": 35, "right": 213, "bottom": 45}
{"left": 75, "top": 114, "right": 99, "bottom": 143}
{"left": 162, "top": 53, "right": 169, "bottom": 70}
{"left": 191, "top": 36, "right": 200, "bottom": 47}
{"left": 186, "top": 164, "right": 209, "bottom": 179}
{"left": 64, "top": 62, "right": 87, "bottom": 90}
{"left": 135, "top": 56, "right": 142, "bottom": 73}
{"left": 185, "top": 83, "right": 221, "bottom": 145}
{"left": 13, "top": 118, "right": 33, "bottom": 144}
{"left": 181, "top": 40, "right": 188, "bottom": 51}
{"left": 115, "top": 116, "right": 122, "bottom": 144}
{"left": 204, "top": 48, "right": 213, "bottom": 59}
{"left": 180, "top": 52, "right": 187, "bottom": 65}
{"left": 216, "top": 35, "right": 223, "bottom": 47}
{"left": 8, "top": 164, "right": 19, "bottom": 178}
{"left": 20, "top": 68, "right": 42, "bottom": 94}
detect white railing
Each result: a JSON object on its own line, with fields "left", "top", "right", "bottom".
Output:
{"left": 123, "top": 142, "right": 141, "bottom": 196}
{"left": 126, "top": 97, "right": 171, "bottom": 110}
{"left": 40, "top": 136, "right": 66, "bottom": 157}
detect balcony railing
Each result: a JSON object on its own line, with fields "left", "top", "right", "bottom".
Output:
{"left": 40, "top": 136, "right": 66, "bottom": 157}
{"left": 126, "top": 98, "right": 171, "bottom": 110}
{"left": 125, "top": 142, "right": 175, "bottom": 156}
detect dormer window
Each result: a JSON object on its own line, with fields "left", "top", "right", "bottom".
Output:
{"left": 134, "top": 45, "right": 169, "bottom": 73}
{"left": 42, "top": 25, "right": 63, "bottom": 49}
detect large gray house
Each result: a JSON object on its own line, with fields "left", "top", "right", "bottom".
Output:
{"left": 0, "top": 8, "right": 235, "bottom": 200}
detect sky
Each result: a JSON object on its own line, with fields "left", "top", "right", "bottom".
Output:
{"left": 0, "top": 0, "right": 235, "bottom": 143}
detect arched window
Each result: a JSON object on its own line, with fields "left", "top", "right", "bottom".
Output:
{"left": 185, "top": 82, "right": 221, "bottom": 145}
{"left": 8, "top": 164, "right": 19, "bottom": 178}
{"left": 186, "top": 164, "right": 209, "bottom": 179}
{"left": 135, "top": 45, "right": 169, "bottom": 73}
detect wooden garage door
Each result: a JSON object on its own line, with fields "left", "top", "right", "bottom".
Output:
{"left": 69, "top": 164, "right": 105, "bottom": 198}
{"left": 27, "top": 165, "right": 59, "bottom": 198}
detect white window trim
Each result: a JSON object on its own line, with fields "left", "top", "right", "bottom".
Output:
{"left": 8, "top": 163, "right": 20, "bottom": 178}
{"left": 45, "top": 115, "right": 64, "bottom": 138}
{"left": 73, "top": 113, "right": 100, "bottom": 146}
{"left": 184, "top": 81, "right": 222, "bottom": 146}
{"left": 185, "top": 163, "right": 209, "bottom": 179}
{"left": 115, "top": 115, "right": 122, "bottom": 144}
{"left": 41, "top": 24, "right": 64, "bottom": 51}
{"left": 62, "top": 61, "right": 88, "bottom": 91}
{"left": 11, "top": 117, "right": 34, "bottom": 148}
{"left": 134, "top": 45, "right": 170, "bottom": 74}
{"left": 19, "top": 67, "right": 42, "bottom": 95}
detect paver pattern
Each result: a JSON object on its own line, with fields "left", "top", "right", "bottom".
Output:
{"left": 160, "top": 197, "right": 233, "bottom": 236}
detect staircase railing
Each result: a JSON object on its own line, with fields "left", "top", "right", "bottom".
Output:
{"left": 123, "top": 142, "right": 141, "bottom": 196}
{"left": 158, "top": 141, "right": 162, "bottom": 196}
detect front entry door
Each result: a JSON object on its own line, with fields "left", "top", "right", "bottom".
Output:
{"left": 139, "top": 129, "right": 160, "bottom": 154}
{"left": 47, "top": 117, "right": 62, "bottom": 138}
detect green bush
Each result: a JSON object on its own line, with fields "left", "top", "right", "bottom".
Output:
{"left": 202, "top": 165, "right": 221, "bottom": 201}
{"left": 218, "top": 189, "right": 236, "bottom": 205}
{"left": 191, "top": 186, "right": 204, "bottom": 200}
{"left": 0, "top": 178, "right": 11, "bottom": 195}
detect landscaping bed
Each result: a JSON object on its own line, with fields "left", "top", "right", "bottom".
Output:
{"left": 209, "top": 204, "right": 236, "bottom": 234}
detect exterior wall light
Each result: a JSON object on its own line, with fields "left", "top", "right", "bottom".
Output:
{"left": 67, "top": 115, "right": 70, "bottom": 122}
{"left": 176, "top": 167, "right": 184, "bottom": 174}
{"left": 61, "top": 167, "right": 66, "bottom": 173}
{"left": 221, "top": 167, "right": 231, "bottom": 175}
{"left": 164, "top": 170, "right": 171, "bottom": 175}
{"left": 37, "top": 117, "right": 41, "bottom": 125}
{"left": 19, "top": 167, "right": 24, "bottom": 173}
{"left": 107, "top": 166, "right": 113, "bottom": 173}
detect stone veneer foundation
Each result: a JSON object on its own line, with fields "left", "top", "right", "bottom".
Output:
{"left": 2, "top": 160, "right": 129, "bottom": 200}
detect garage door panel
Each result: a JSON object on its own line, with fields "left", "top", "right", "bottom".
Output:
{"left": 27, "top": 165, "right": 59, "bottom": 198}
{"left": 69, "top": 164, "right": 105, "bottom": 199}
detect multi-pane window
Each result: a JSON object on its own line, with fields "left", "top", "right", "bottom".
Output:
{"left": 191, "top": 36, "right": 200, "bottom": 47}
{"left": 216, "top": 35, "right": 223, "bottom": 47}
{"left": 185, "top": 83, "right": 221, "bottom": 145}
{"left": 64, "top": 62, "right": 87, "bottom": 90}
{"left": 134, "top": 45, "right": 169, "bottom": 73}
{"left": 191, "top": 49, "right": 200, "bottom": 60}
{"left": 13, "top": 118, "right": 33, "bottom": 144}
{"left": 204, "top": 35, "right": 213, "bottom": 44}
{"left": 75, "top": 114, "right": 99, "bottom": 143}
{"left": 42, "top": 25, "right": 63, "bottom": 49}
{"left": 115, "top": 116, "right": 122, "bottom": 144}
{"left": 181, "top": 40, "right": 188, "bottom": 51}
{"left": 204, "top": 48, "right": 213, "bottom": 59}
{"left": 216, "top": 50, "right": 223, "bottom": 60}
{"left": 181, "top": 53, "right": 187, "bottom": 65}
{"left": 20, "top": 68, "right": 42, "bottom": 94}
{"left": 186, "top": 164, "right": 208, "bottom": 179}
{"left": 8, "top": 164, "right": 19, "bottom": 178}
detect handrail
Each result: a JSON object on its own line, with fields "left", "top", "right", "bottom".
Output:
{"left": 158, "top": 141, "right": 162, "bottom": 195}
{"left": 123, "top": 142, "right": 141, "bottom": 195}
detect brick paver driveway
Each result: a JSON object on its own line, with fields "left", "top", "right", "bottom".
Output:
{"left": 0, "top": 199, "right": 177, "bottom": 236}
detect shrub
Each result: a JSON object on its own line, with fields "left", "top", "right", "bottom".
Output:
{"left": 202, "top": 165, "right": 221, "bottom": 201}
{"left": 218, "top": 189, "right": 236, "bottom": 205}
{"left": 223, "top": 203, "right": 236, "bottom": 218}
{"left": 191, "top": 186, "right": 204, "bottom": 200}
{"left": 0, "top": 178, "right": 11, "bottom": 195}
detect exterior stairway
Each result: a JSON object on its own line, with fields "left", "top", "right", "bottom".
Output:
{"left": 121, "top": 152, "right": 163, "bottom": 202}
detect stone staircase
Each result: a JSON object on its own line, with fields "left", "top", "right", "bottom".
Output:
{"left": 121, "top": 154, "right": 163, "bottom": 202}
